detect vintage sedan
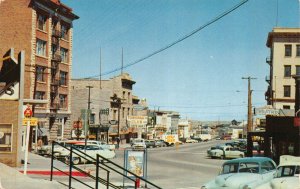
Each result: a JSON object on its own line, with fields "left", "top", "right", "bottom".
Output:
{"left": 69, "top": 144, "right": 116, "bottom": 164}
{"left": 207, "top": 145, "right": 244, "bottom": 159}
{"left": 257, "top": 155, "right": 300, "bottom": 189}
{"left": 201, "top": 157, "right": 277, "bottom": 189}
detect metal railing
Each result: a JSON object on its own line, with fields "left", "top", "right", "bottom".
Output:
{"left": 50, "top": 141, "right": 162, "bottom": 189}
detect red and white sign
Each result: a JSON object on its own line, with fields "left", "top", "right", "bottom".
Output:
{"left": 24, "top": 105, "right": 32, "bottom": 118}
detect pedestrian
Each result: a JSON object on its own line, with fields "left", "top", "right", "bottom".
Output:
{"left": 116, "top": 137, "right": 120, "bottom": 149}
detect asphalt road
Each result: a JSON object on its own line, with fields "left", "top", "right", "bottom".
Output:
{"left": 29, "top": 139, "right": 228, "bottom": 189}
{"left": 110, "top": 139, "right": 226, "bottom": 189}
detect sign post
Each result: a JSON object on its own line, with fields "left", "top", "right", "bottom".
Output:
{"left": 22, "top": 105, "right": 38, "bottom": 175}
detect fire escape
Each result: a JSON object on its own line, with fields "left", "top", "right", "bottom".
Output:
{"left": 50, "top": 28, "right": 61, "bottom": 112}
{"left": 265, "top": 56, "right": 273, "bottom": 105}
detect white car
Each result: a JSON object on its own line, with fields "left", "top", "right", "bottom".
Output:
{"left": 131, "top": 138, "right": 146, "bottom": 149}
{"left": 185, "top": 138, "right": 198, "bottom": 143}
{"left": 69, "top": 144, "right": 116, "bottom": 164}
{"left": 257, "top": 155, "right": 300, "bottom": 189}
{"left": 201, "top": 157, "right": 277, "bottom": 189}
{"left": 207, "top": 145, "right": 244, "bottom": 159}
{"left": 75, "top": 140, "right": 115, "bottom": 151}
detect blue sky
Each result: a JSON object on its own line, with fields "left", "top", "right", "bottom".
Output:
{"left": 63, "top": 0, "right": 299, "bottom": 121}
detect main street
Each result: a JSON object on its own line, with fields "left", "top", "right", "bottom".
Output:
{"left": 76, "top": 139, "right": 226, "bottom": 189}
{"left": 29, "top": 139, "right": 226, "bottom": 189}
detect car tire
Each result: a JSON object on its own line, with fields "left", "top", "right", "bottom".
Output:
{"left": 239, "top": 154, "right": 244, "bottom": 158}
{"left": 72, "top": 157, "right": 81, "bottom": 165}
{"left": 220, "top": 155, "right": 225, "bottom": 159}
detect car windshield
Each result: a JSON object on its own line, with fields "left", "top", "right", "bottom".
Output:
{"left": 276, "top": 166, "right": 300, "bottom": 177}
{"left": 221, "top": 162, "right": 259, "bottom": 174}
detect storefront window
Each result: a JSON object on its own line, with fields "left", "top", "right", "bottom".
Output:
{"left": 0, "top": 124, "right": 12, "bottom": 152}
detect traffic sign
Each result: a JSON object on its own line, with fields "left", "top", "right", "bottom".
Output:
{"left": 24, "top": 105, "right": 33, "bottom": 118}
{"left": 22, "top": 117, "right": 38, "bottom": 126}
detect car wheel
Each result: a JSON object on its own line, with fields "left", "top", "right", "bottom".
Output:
{"left": 239, "top": 154, "right": 244, "bottom": 158}
{"left": 220, "top": 155, "right": 225, "bottom": 159}
{"left": 72, "top": 157, "right": 81, "bottom": 165}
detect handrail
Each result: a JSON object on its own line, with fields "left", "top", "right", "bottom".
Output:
{"left": 50, "top": 141, "right": 161, "bottom": 189}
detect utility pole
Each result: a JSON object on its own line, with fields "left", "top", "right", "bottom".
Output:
{"left": 242, "top": 77, "right": 256, "bottom": 135}
{"left": 85, "top": 86, "right": 93, "bottom": 146}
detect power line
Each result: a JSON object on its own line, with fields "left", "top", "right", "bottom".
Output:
{"left": 82, "top": 0, "right": 249, "bottom": 79}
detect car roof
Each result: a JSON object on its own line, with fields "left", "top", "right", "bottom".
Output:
{"left": 279, "top": 155, "right": 300, "bottom": 166}
{"left": 224, "top": 157, "right": 274, "bottom": 164}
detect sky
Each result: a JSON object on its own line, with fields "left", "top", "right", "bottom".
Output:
{"left": 62, "top": 0, "right": 300, "bottom": 121}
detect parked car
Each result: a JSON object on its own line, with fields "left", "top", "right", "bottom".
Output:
{"left": 75, "top": 140, "right": 115, "bottom": 151}
{"left": 185, "top": 138, "right": 198, "bottom": 143}
{"left": 154, "top": 139, "right": 167, "bottom": 147}
{"left": 67, "top": 144, "right": 116, "bottom": 165}
{"left": 257, "top": 155, "right": 300, "bottom": 189}
{"left": 145, "top": 140, "right": 156, "bottom": 148}
{"left": 201, "top": 157, "right": 277, "bottom": 189}
{"left": 207, "top": 145, "right": 244, "bottom": 159}
{"left": 131, "top": 138, "right": 146, "bottom": 149}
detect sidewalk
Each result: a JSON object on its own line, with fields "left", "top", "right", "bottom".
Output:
{"left": 0, "top": 143, "right": 132, "bottom": 189}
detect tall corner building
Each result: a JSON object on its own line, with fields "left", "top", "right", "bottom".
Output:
{"left": 0, "top": 0, "right": 79, "bottom": 141}
{"left": 265, "top": 28, "right": 300, "bottom": 112}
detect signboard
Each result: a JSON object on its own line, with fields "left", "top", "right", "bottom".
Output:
{"left": 0, "top": 48, "right": 21, "bottom": 100}
{"left": 254, "top": 108, "right": 280, "bottom": 116}
{"left": 127, "top": 116, "right": 148, "bottom": 128}
{"left": 22, "top": 118, "right": 38, "bottom": 126}
{"left": 125, "top": 150, "right": 145, "bottom": 178}
{"left": 73, "top": 121, "right": 83, "bottom": 129}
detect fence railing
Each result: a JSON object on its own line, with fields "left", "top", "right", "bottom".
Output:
{"left": 50, "top": 141, "right": 162, "bottom": 189}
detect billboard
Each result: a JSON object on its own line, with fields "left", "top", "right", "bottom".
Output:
{"left": 127, "top": 116, "right": 148, "bottom": 128}
{"left": 0, "top": 48, "right": 20, "bottom": 100}
{"left": 125, "top": 150, "right": 145, "bottom": 178}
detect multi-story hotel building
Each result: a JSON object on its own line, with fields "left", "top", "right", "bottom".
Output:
{"left": 265, "top": 28, "right": 300, "bottom": 112}
{"left": 0, "top": 0, "right": 78, "bottom": 148}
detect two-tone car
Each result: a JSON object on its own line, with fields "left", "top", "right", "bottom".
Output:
{"left": 257, "top": 155, "right": 300, "bottom": 189}
{"left": 201, "top": 157, "right": 277, "bottom": 189}
{"left": 68, "top": 144, "right": 116, "bottom": 165}
{"left": 207, "top": 145, "right": 244, "bottom": 159}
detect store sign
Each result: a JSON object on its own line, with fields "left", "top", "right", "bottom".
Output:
{"left": 22, "top": 118, "right": 38, "bottom": 126}
{"left": 127, "top": 116, "right": 148, "bottom": 127}
{"left": 254, "top": 108, "right": 280, "bottom": 116}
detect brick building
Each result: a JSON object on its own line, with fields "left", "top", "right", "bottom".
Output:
{"left": 0, "top": 0, "right": 78, "bottom": 166}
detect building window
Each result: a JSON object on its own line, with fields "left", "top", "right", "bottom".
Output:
{"left": 60, "top": 47, "right": 68, "bottom": 62}
{"left": 284, "top": 85, "right": 291, "bottom": 97}
{"left": 37, "top": 14, "right": 46, "bottom": 31}
{"left": 284, "top": 65, "right": 291, "bottom": 77}
{"left": 285, "top": 45, "right": 292, "bottom": 57}
{"left": 59, "top": 71, "right": 67, "bottom": 86}
{"left": 127, "top": 108, "right": 130, "bottom": 116}
{"left": 36, "top": 39, "right": 47, "bottom": 56}
{"left": 128, "top": 92, "right": 131, "bottom": 103}
{"left": 61, "top": 24, "right": 69, "bottom": 40}
{"left": 35, "top": 91, "right": 45, "bottom": 99}
{"left": 296, "top": 66, "right": 300, "bottom": 76}
{"left": 113, "top": 110, "right": 117, "bottom": 120}
{"left": 122, "top": 107, "right": 125, "bottom": 118}
{"left": 123, "top": 91, "right": 125, "bottom": 100}
{"left": 36, "top": 66, "right": 45, "bottom": 82}
{"left": 283, "top": 105, "right": 290, "bottom": 109}
{"left": 59, "top": 94, "right": 67, "bottom": 108}
{"left": 0, "top": 124, "right": 12, "bottom": 152}
{"left": 297, "top": 45, "right": 300, "bottom": 57}
{"left": 90, "top": 113, "right": 95, "bottom": 124}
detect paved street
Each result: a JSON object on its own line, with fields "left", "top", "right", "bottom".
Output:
{"left": 47, "top": 140, "right": 226, "bottom": 189}
{"left": 21, "top": 139, "right": 226, "bottom": 189}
